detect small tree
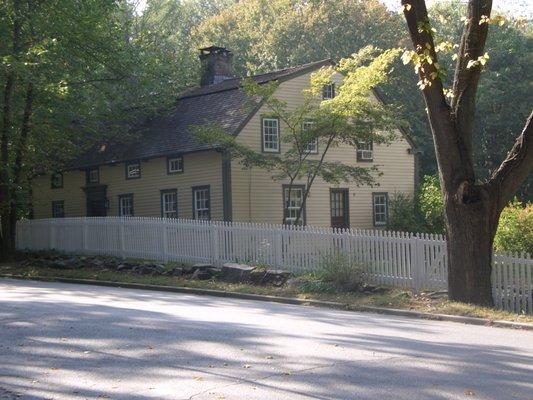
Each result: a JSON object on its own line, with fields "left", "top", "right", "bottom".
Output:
{"left": 195, "top": 47, "right": 402, "bottom": 225}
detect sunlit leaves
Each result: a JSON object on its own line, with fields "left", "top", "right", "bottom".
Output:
{"left": 466, "top": 52, "right": 489, "bottom": 69}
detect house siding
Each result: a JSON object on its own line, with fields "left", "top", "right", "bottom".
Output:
{"left": 32, "top": 150, "right": 224, "bottom": 220}
{"left": 230, "top": 71, "right": 415, "bottom": 228}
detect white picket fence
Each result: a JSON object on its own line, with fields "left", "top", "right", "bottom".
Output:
{"left": 15, "top": 217, "right": 533, "bottom": 314}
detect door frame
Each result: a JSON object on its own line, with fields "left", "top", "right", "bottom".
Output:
{"left": 330, "top": 188, "right": 350, "bottom": 229}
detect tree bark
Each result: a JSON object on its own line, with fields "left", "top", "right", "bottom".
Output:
{"left": 401, "top": 0, "right": 533, "bottom": 305}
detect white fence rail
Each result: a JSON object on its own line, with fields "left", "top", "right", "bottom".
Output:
{"left": 16, "top": 217, "right": 533, "bottom": 314}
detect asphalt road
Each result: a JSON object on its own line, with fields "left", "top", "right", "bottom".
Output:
{"left": 1, "top": 279, "right": 532, "bottom": 400}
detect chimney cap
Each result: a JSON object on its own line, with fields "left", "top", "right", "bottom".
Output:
{"left": 199, "top": 46, "right": 232, "bottom": 56}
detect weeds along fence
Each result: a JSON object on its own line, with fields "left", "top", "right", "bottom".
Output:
{"left": 16, "top": 217, "right": 533, "bottom": 314}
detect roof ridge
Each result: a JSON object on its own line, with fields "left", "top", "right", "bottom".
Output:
{"left": 178, "top": 58, "right": 333, "bottom": 100}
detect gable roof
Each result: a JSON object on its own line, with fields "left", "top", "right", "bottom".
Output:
{"left": 70, "top": 59, "right": 333, "bottom": 170}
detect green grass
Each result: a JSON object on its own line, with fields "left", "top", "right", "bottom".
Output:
{"left": 1, "top": 262, "right": 531, "bottom": 324}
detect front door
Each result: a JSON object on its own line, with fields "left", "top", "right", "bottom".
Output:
{"left": 85, "top": 185, "right": 107, "bottom": 217}
{"left": 330, "top": 188, "right": 349, "bottom": 229}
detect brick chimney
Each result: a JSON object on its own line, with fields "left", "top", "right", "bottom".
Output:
{"left": 199, "top": 46, "right": 235, "bottom": 86}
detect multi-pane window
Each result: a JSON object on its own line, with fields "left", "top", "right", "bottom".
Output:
{"left": 161, "top": 190, "right": 177, "bottom": 218}
{"left": 126, "top": 162, "right": 141, "bottom": 179}
{"left": 322, "top": 83, "right": 335, "bottom": 99}
{"left": 356, "top": 141, "right": 373, "bottom": 161}
{"left": 262, "top": 118, "right": 280, "bottom": 152}
{"left": 283, "top": 186, "right": 304, "bottom": 225}
{"left": 52, "top": 200, "right": 64, "bottom": 218}
{"left": 51, "top": 173, "right": 63, "bottom": 189}
{"left": 118, "top": 194, "right": 134, "bottom": 216}
{"left": 302, "top": 121, "right": 318, "bottom": 153}
{"left": 193, "top": 186, "right": 210, "bottom": 220}
{"left": 373, "top": 193, "right": 388, "bottom": 226}
{"left": 87, "top": 168, "right": 99, "bottom": 184}
{"left": 167, "top": 156, "right": 183, "bottom": 174}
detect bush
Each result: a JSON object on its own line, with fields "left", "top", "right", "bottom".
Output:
{"left": 316, "top": 251, "right": 364, "bottom": 291}
{"left": 494, "top": 200, "right": 533, "bottom": 255}
{"left": 418, "top": 175, "right": 445, "bottom": 234}
{"left": 386, "top": 192, "right": 423, "bottom": 232}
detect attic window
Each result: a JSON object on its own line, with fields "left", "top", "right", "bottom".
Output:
{"left": 262, "top": 118, "right": 280, "bottom": 153}
{"left": 51, "top": 172, "right": 63, "bottom": 189}
{"left": 322, "top": 83, "right": 335, "bottom": 100}
{"left": 167, "top": 155, "right": 183, "bottom": 174}
{"left": 126, "top": 161, "right": 141, "bottom": 179}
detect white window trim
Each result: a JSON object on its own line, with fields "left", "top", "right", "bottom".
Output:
{"left": 126, "top": 162, "right": 141, "bottom": 179}
{"left": 262, "top": 118, "right": 280, "bottom": 153}
{"left": 168, "top": 156, "right": 183, "bottom": 173}
{"left": 119, "top": 194, "right": 134, "bottom": 217}
{"left": 284, "top": 186, "right": 304, "bottom": 225}
{"left": 161, "top": 190, "right": 178, "bottom": 218}
{"left": 373, "top": 193, "right": 388, "bottom": 226}
{"left": 322, "top": 83, "right": 335, "bottom": 100}
{"left": 302, "top": 121, "right": 318, "bottom": 154}
{"left": 193, "top": 186, "right": 210, "bottom": 220}
{"left": 357, "top": 141, "right": 373, "bottom": 161}
{"left": 88, "top": 168, "right": 99, "bottom": 184}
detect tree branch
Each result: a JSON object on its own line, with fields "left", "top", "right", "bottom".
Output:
{"left": 488, "top": 110, "right": 533, "bottom": 210}
{"left": 450, "top": 0, "right": 493, "bottom": 181}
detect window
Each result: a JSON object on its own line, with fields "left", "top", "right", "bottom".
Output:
{"left": 167, "top": 155, "right": 183, "bottom": 174}
{"left": 193, "top": 186, "right": 210, "bottom": 220}
{"left": 161, "top": 189, "right": 177, "bottom": 218}
{"left": 322, "top": 83, "right": 335, "bottom": 99}
{"left": 125, "top": 162, "right": 141, "bottom": 179}
{"left": 262, "top": 118, "right": 280, "bottom": 153}
{"left": 373, "top": 192, "right": 388, "bottom": 226}
{"left": 87, "top": 167, "right": 99, "bottom": 184}
{"left": 52, "top": 200, "right": 64, "bottom": 218}
{"left": 118, "top": 194, "right": 134, "bottom": 216}
{"left": 283, "top": 185, "right": 305, "bottom": 225}
{"left": 302, "top": 120, "right": 318, "bottom": 154}
{"left": 51, "top": 173, "right": 63, "bottom": 189}
{"left": 356, "top": 141, "right": 373, "bottom": 162}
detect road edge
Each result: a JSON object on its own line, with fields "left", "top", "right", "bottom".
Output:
{"left": 2, "top": 274, "right": 532, "bottom": 331}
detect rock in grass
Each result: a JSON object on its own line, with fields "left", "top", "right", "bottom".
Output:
{"left": 250, "top": 269, "right": 292, "bottom": 286}
{"left": 220, "top": 263, "right": 255, "bottom": 283}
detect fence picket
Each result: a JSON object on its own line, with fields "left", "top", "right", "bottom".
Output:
{"left": 15, "top": 217, "right": 533, "bottom": 314}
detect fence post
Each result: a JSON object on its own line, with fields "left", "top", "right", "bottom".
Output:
{"left": 49, "top": 220, "right": 56, "bottom": 250}
{"left": 82, "top": 219, "right": 88, "bottom": 253}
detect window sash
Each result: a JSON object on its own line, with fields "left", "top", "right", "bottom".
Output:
{"left": 51, "top": 173, "right": 63, "bottom": 189}
{"left": 284, "top": 187, "right": 303, "bottom": 224}
{"left": 302, "top": 121, "right": 318, "bottom": 153}
{"left": 88, "top": 168, "right": 99, "bottom": 184}
{"left": 126, "top": 163, "right": 140, "bottom": 179}
{"left": 119, "top": 195, "right": 134, "bottom": 216}
{"left": 262, "top": 118, "right": 279, "bottom": 152}
{"left": 357, "top": 141, "right": 373, "bottom": 161}
{"left": 193, "top": 187, "right": 210, "bottom": 220}
{"left": 168, "top": 156, "right": 183, "bottom": 173}
{"left": 322, "top": 83, "right": 335, "bottom": 99}
{"left": 161, "top": 191, "right": 177, "bottom": 218}
{"left": 373, "top": 194, "right": 388, "bottom": 226}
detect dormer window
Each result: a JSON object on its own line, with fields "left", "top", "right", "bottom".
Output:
{"left": 51, "top": 172, "right": 63, "bottom": 189}
{"left": 356, "top": 141, "right": 373, "bottom": 162}
{"left": 167, "top": 155, "right": 183, "bottom": 174}
{"left": 126, "top": 161, "right": 141, "bottom": 179}
{"left": 322, "top": 83, "right": 335, "bottom": 99}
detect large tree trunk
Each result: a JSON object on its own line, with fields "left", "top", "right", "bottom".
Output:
{"left": 445, "top": 195, "right": 498, "bottom": 305}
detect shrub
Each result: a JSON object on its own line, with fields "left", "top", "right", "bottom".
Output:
{"left": 494, "top": 200, "right": 533, "bottom": 255}
{"left": 418, "top": 175, "right": 445, "bottom": 234}
{"left": 387, "top": 192, "right": 422, "bottom": 232}
{"left": 316, "top": 251, "right": 364, "bottom": 291}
